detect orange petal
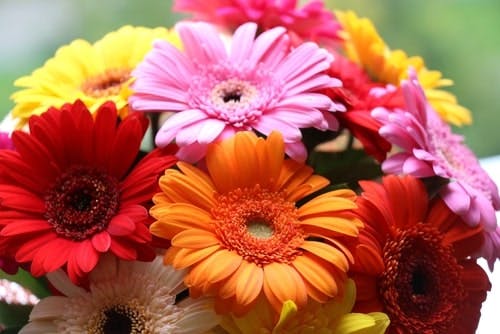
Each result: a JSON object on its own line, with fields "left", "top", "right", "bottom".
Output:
{"left": 263, "top": 262, "right": 298, "bottom": 312}
{"left": 300, "top": 216, "right": 359, "bottom": 237}
{"left": 219, "top": 260, "right": 259, "bottom": 300}
{"left": 300, "top": 240, "right": 349, "bottom": 272}
{"left": 286, "top": 174, "right": 330, "bottom": 203}
{"left": 163, "top": 246, "right": 182, "bottom": 265}
{"left": 176, "top": 161, "right": 216, "bottom": 192}
{"left": 171, "top": 229, "right": 220, "bottom": 249}
{"left": 235, "top": 261, "right": 264, "bottom": 307}
{"left": 204, "top": 249, "right": 242, "bottom": 284}
{"left": 206, "top": 139, "right": 238, "bottom": 193}
{"left": 159, "top": 170, "right": 216, "bottom": 211}
{"left": 172, "top": 245, "right": 221, "bottom": 269}
{"left": 184, "top": 249, "right": 241, "bottom": 291}
{"left": 292, "top": 254, "right": 339, "bottom": 298}
{"left": 298, "top": 195, "right": 357, "bottom": 217}
{"left": 262, "top": 131, "right": 285, "bottom": 186}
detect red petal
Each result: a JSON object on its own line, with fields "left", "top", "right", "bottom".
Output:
{"left": 110, "top": 238, "right": 138, "bottom": 260}
{"left": 107, "top": 214, "right": 136, "bottom": 236}
{"left": 76, "top": 240, "right": 99, "bottom": 273}
{"left": 91, "top": 232, "right": 112, "bottom": 252}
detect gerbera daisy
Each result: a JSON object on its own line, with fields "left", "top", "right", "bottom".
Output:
{"left": 19, "top": 255, "right": 219, "bottom": 333}
{"left": 130, "top": 21, "right": 344, "bottom": 162}
{"left": 217, "top": 279, "right": 389, "bottom": 334}
{"left": 372, "top": 71, "right": 500, "bottom": 267}
{"left": 173, "top": 0, "right": 342, "bottom": 48}
{"left": 10, "top": 25, "right": 180, "bottom": 127}
{"left": 0, "top": 100, "right": 177, "bottom": 283}
{"left": 150, "top": 131, "right": 362, "bottom": 315}
{"left": 336, "top": 10, "right": 472, "bottom": 126}
{"left": 351, "top": 175, "right": 490, "bottom": 333}
{"left": 321, "top": 52, "right": 404, "bottom": 162}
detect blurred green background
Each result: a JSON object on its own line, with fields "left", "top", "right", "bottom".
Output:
{"left": 0, "top": 0, "right": 499, "bottom": 157}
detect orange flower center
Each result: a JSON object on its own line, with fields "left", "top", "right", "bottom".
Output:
{"left": 81, "top": 68, "right": 131, "bottom": 98}
{"left": 379, "top": 223, "right": 465, "bottom": 333}
{"left": 212, "top": 185, "right": 304, "bottom": 266}
{"left": 45, "top": 166, "right": 120, "bottom": 241}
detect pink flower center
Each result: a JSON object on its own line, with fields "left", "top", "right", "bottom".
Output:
{"left": 188, "top": 62, "right": 283, "bottom": 128}
{"left": 45, "top": 166, "right": 120, "bottom": 241}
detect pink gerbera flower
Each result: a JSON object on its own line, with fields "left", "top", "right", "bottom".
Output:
{"left": 372, "top": 71, "right": 500, "bottom": 268}
{"left": 173, "top": 0, "right": 342, "bottom": 48}
{"left": 0, "top": 100, "right": 178, "bottom": 283}
{"left": 130, "top": 21, "right": 343, "bottom": 162}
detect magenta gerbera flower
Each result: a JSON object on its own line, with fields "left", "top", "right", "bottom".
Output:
{"left": 372, "top": 71, "right": 500, "bottom": 268}
{"left": 0, "top": 100, "right": 178, "bottom": 283}
{"left": 130, "top": 21, "right": 343, "bottom": 162}
{"left": 173, "top": 0, "right": 342, "bottom": 49}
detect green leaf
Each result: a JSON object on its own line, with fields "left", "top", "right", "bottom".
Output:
{"left": 0, "top": 302, "right": 32, "bottom": 330}
{"left": 308, "top": 149, "right": 383, "bottom": 191}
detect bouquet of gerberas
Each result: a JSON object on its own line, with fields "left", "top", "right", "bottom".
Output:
{"left": 0, "top": 1, "right": 498, "bottom": 333}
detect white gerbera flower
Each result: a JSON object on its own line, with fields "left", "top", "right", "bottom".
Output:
{"left": 19, "top": 255, "right": 219, "bottom": 334}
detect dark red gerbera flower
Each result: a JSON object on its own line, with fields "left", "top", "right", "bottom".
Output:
{"left": 0, "top": 100, "right": 177, "bottom": 282}
{"left": 351, "top": 175, "right": 491, "bottom": 334}
{"left": 322, "top": 53, "right": 404, "bottom": 162}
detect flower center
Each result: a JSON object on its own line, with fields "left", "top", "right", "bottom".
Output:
{"left": 81, "top": 68, "right": 131, "bottom": 98}
{"left": 379, "top": 223, "right": 465, "bottom": 333}
{"left": 89, "top": 303, "right": 147, "bottom": 334}
{"left": 209, "top": 78, "right": 260, "bottom": 126}
{"left": 246, "top": 218, "right": 274, "bottom": 239}
{"left": 212, "top": 185, "right": 304, "bottom": 266}
{"left": 45, "top": 166, "right": 120, "bottom": 241}
{"left": 188, "top": 61, "right": 283, "bottom": 129}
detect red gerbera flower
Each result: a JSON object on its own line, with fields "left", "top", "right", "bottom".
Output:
{"left": 351, "top": 175, "right": 490, "bottom": 334}
{"left": 322, "top": 53, "right": 404, "bottom": 162}
{"left": 0, "top": 100, "right": 177, "bottom": 283}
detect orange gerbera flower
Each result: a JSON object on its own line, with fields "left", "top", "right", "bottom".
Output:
{"left": 336, "top": 10, "right": 471, "bottom": 126}
{"left": 150, "top": 131, "right": 362, "bottom": 315}
{"left": 351, "top": 175, "right": 490, "bottom": 334}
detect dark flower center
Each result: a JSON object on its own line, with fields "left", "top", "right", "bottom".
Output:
{"left": 45, "top": 166, "right": 120, "bottom": 241}
{"left": 103, "top": 308, "right": 132, "bottom": 334}
{"left": 90, "top": 303, "right": 146, "bottom": 334}
{"left": 379, "top": 223, "right": 465, "bottom": 333}
{"left": 223, "top": 91, "right": 242, "bottom": 103}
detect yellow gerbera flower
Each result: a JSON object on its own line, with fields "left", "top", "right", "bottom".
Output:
{"left": 150, "top": 131, "right": 362, "bottom": 316}
{"left": 336, "top": 10, "right": 471, "bottom": 126}
{"left": 217, "top": 279, "right": 389, "bottom": 334}
{"left": 10, "top": 25, "right": 181, "bottom": 127}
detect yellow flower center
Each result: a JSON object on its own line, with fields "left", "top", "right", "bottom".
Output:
{"left": 82, "top": 68, "right": 131, "bottom": 98}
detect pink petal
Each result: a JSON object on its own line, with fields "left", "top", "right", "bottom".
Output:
{"left": 402, "top": 156, "right": 435, "bottom": 177}
{"left": 440, "top": 182, "right": 472, "bottom": 220}
{"left": 177, "top": 22, "right": 227, "bottom": 63}
{"left": 230, "top": 22, "right": 257, "bottom": 63}
{"left": 284, "top": 141, "right": 307, "bottom": 162}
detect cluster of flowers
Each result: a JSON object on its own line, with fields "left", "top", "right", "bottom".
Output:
{"left": 0, "top": 1, "right": 498, "bottom": 333}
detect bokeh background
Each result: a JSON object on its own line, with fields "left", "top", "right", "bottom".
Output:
{"left": 0, "top": 0, "right": 499, "bottom": 157}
